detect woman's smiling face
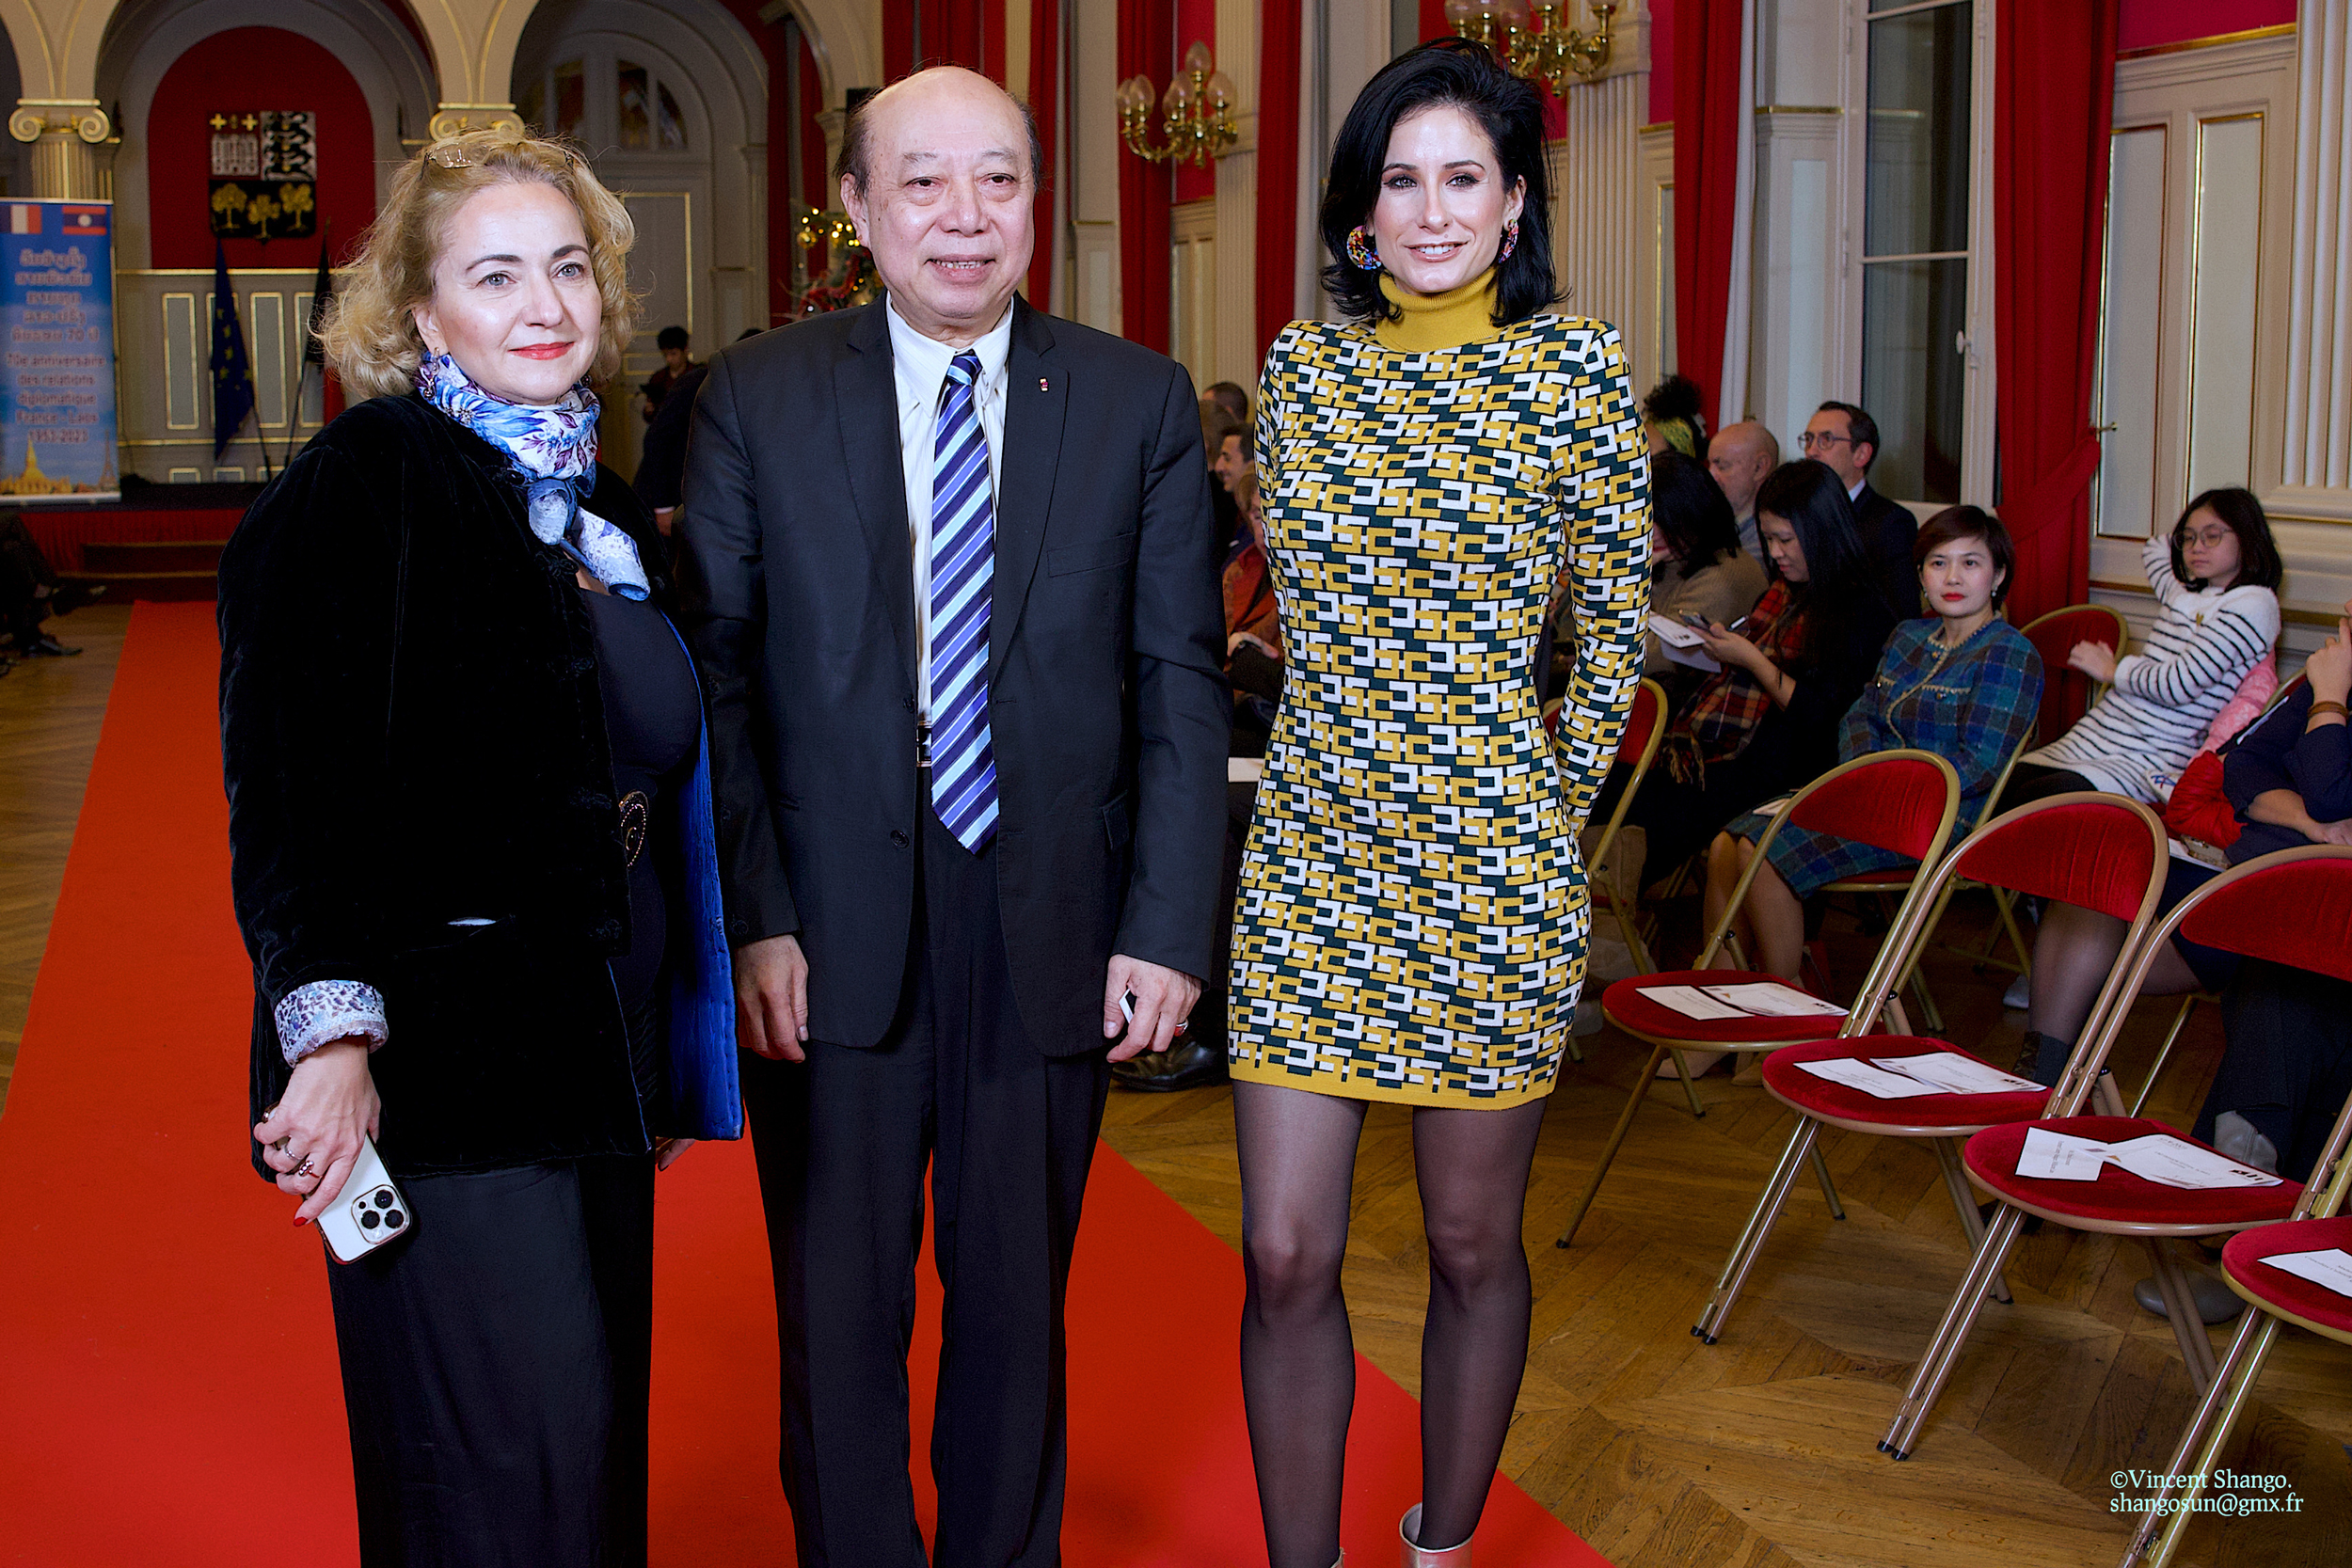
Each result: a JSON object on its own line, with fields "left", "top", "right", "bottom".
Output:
{"left": 1369, "top": 103, "right": 1524, "bottom": 298}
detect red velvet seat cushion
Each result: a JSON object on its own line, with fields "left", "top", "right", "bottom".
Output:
{"left": 1601, "top": 972, "right": 1851, "bottom": 1047}
{"left": 1761, "top": 1038, "right": 2049, "bottom": 1129}
{"left": 2222, "top": 1216, "right": 2352, "bottom": 1338}
{"left": 1964, "top": 1117, "right": 2304, "bottom": 1229}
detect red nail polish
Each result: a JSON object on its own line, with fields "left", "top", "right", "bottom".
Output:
{"left": 294, "top": 1216, "right": 309, "bottom": 1227}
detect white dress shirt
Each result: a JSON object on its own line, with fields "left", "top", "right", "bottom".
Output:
{"left": 887, "top": 298, "right": 1012, "bottom": 721}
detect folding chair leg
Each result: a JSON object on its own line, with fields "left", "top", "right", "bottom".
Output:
{"left": 1557, "top": 1040, "right": 1668, "bottom": 1248}
{"left": 2122, "top": 1310, "right": 2280, "bottom": 1567}
{"left": 2128, "top": 994, "right": 2203, "bottom": 1118}
{"left": 2144, "top": 1238, "right": 2220, "bottom": 1394}
{"left": 1695, "top": 1117, "right": 1820, "bottom": 1343}
{"left": 1614, "top": 898, "right": 1656, "bottom": 976}
{"left": 1931, "top": 1138, "right": 2011, "bottom": 1306}
{"left": 1995, "top": 888, "right": 2034, "bottom": 976}
{"left": 1668, "top": 1049, "right": 1706, "bottom": 1118}
{"left": 1883, "top": 1205, "right": 2027, "bottom": 1459}
{"left": 1808, "top": 1141, "right": 1846, "bottom": 1220}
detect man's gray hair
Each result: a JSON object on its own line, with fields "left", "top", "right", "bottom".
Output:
{"left": 834, "top": 73, "right": 1045, "bottom": 197}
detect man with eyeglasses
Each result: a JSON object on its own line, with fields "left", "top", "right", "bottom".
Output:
{"left": 1803, "top": 401, "right": 1919, "bottom": 617}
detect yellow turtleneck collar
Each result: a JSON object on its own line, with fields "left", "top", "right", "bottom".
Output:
{"left": 1374, "top": 270, "right": 1504, "bottom": 353}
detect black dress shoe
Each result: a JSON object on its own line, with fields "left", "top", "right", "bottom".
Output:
{"left": 1112, "top": 1034, "right": 1230, "bottom": 1092}
{"left": 24, "top": 635, "right": 79, "bottom": 657}
{"left": 2133, "top": 1273, "right": 2246, "bottom": 1324}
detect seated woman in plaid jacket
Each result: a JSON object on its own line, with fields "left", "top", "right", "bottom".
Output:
{"left": 1683, "top": 507, "right": 2043, "bottom": 1070}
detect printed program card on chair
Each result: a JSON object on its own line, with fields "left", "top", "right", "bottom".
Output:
{"left": 1636, "top": 985, "right": 1752, "bottom": 1021}
{"left": 1701, "top": 982, "right": 1846, "bottom": 1018}
{"left": 2260, "top": 1248, "right": 2352, "bottom": 1299}
{"left": 2015, "top": 1126, "right": 2112, "bottom": 1180}
{"left": 1867, "top": 1053, "right": 2041, "bottom": 1095}
{"left": 1790, "top": 1058, "right": 1947, "bottom": 1099}
{"left": 2104, "top": 1133, "right": 2282, "bottom": 1190}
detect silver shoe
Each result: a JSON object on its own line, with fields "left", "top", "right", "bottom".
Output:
{"left": 1400, "top": 1505, "right": 1471, "bottom": 1566}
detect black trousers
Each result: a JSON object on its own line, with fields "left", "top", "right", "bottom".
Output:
{"left": 742, "top": 803, "right": 1113, "bottom": 1568}
{"left": 1989, "top": 759, "right": 2098, "bottom": 817}
{"left": 324, "top": 1154, "right": 656, "bottom": 1568}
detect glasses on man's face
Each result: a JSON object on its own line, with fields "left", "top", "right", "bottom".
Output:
{"left": 2180, "top": 526, "right": 2233, "bottom": 550}
{"left": 1798, "top": 431, "right": 1851, "bottom": 452}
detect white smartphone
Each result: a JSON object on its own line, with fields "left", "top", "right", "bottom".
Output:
{"left": 315, "top": 1136, "right": 413, "bottom": 1263}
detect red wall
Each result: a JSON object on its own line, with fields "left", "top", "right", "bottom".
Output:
{"left": 2120, "top": 0, "right": 2296, "bottom": 52}
{"left": 1172, "top": 0, "right": 1217, "bottom": 203}
{"left": 146, "top": 28, "right": 375, "bottom": 269}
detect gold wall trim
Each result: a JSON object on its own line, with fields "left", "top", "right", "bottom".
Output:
{"left": 2117, "top": 24, "right": 2296, "bottom": 61}
{"left": 1756, "top": 105, "right": 1839, "bottom": 116}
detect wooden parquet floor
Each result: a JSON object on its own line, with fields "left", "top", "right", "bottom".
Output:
{"left": 3, "top": 605, "right": 2344, "bottom": 1564}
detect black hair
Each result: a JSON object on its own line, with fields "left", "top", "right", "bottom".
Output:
{"left": 835, "top": 73, "right": 1044, "bottom": 198}
{"left": 1914, "top": 504, "right": 2015, "bottom": 607}
{"left": 1649, "top": 450, "right": 1741, "bottom": 569}
{"left": 1319, "top": 39, "right": 1555, "bottom": 329}
{"left": 1754, "top": 459, "right": 1879, "bottom": 660}
{"left": 1816, "top": 401, "right": 1881, "bottom": 469}
{"left": 2170, "top": 487, "right": 2284, "bottom": 591}
{"left": 656, "top": 325, "right": 690, "bottom": 351}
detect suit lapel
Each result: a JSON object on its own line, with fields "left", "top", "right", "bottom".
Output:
{"left": 834, "top": 303, "right": 917, "bottom": 692}
{"left": 992, "top": 300, "right": 1065, "bottom": 679}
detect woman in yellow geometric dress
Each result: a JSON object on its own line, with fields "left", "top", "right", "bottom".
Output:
{"left": 1228, "top": 41, "right": 1649, "bottom": 1568}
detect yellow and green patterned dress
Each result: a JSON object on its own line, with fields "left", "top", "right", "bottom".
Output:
{"left": 1229, "top": 274, "right": 1650, "bottom": 1108}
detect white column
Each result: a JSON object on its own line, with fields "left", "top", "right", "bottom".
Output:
{"left": 1546, "top": 7, "right": 1657, "bottom": 358}
{"left": 1212, "top": 0, "right": 1259, "bottom": 388}
{"left": 2276, "top": 0, "right": 2352, "bottom": 515}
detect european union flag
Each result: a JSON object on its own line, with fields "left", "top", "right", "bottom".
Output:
{"left": 211, "top": 237, "right": 255, "bottom": 460}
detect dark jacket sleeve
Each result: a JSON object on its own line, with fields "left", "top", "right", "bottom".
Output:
{"left": 1787, "top": 597, "right": 1897, "bottom": 765}
{"left": 217, "top": 444, "right": 401, "bottom": 1014}
{"left": 2226, "top": 684, "right": 2352, "bottom": 823}
{"left": 675, "top": 353, "right": 800, "bottom": 945}
{"left": 1112, "top": 360, "right": 1232, "bottom": 979}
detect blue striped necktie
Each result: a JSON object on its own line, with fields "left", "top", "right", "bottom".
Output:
{"left": 928, "top": 352, "right": 997, "bottom": 850}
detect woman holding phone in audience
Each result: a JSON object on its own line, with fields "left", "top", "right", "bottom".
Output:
{"left": 1679, "top": 508, "right": 2042, "bottom": 1075}
{"left": 1607, "top": 459, "right": 1899, "bottom": 897}
{"left": 1229, "top": 42, "right": 1647, "bottom": 1567}
{"left": 218, "top": 127, "right": 736, "bottom": 1567}
{"left": 1644, "top": 449, "right": 1767, "bottom": 682}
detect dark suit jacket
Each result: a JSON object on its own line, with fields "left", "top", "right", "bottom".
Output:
{"left": 677, "top": 297, "right": 1229, "bottom": 1055}
{"left": 1851, "top": 481, "right": 1920, "bottom": 618}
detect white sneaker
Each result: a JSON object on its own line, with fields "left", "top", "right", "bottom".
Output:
{"left": 2001, "top": 973, "right": 2031, "bottom": 1010}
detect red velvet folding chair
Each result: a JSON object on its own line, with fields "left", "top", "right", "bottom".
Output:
{"left": 2018, "top": 601, "right": 2130, "bottom": 747}
{"left": 1692, "top": 794, "right": 2169, "bottom": 1344}
{"left": 2121, "top": 1101, "right": 2352, "bottom": 1566}
{"left": 1556, "top": 750, "right": 1962, "bottom": 1249}
{"left": 1882, "top": 845, "right": 2352, "bottom": 1462}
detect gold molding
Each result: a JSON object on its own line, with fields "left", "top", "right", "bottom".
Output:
{"left": 1756, "top": 105, "right": 1840, "bottom": 116}
{"left": 2118, "top": 24, "right": 2296, "bottom": 61}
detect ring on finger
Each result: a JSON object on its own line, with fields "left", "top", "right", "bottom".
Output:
{"left": 294, "top": 1155, "right": 317, "bottom": 1179}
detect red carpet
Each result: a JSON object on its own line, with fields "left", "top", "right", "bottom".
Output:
{"left": 0, "top": 602, "right": 1607, "bottom": 1567}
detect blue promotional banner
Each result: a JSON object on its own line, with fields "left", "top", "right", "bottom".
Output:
{"left": 0, "top": 198, "right": 117, "bottom": 500}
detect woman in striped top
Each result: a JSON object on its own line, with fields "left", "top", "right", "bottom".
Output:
{"left": 1994, "top": 488, "right": 2283, "bottom": 811}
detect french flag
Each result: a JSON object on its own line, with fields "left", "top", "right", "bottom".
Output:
{"left": 8, "top": 205, "right": 39, "bottom": 235}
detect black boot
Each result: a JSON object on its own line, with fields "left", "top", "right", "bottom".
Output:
{"left": 1111, "top": 1032, "right": 1231, "bottom": 1092}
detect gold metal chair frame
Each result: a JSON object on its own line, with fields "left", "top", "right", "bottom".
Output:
{"left": 1581, "top": 677, "right": 1668, "bottom": 978}
{"left": 1691, "top": 794, "right": 2170, "bottom": 1347}
{"left": 1557, "top": 749, "right": 1963, "bottom": 1250}
{"left": 1881, "top": 844, "right": 2352, "bottom": 1465}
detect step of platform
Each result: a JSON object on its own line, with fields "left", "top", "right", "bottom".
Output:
{"left": 79, "top": 539, "right": 227, "bottom": 574}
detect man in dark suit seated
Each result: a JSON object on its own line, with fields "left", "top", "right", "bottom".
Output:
{"left": 677, "top": 65, "right": 1228, "bottom": 1568}
{"left": 1804, "top": 400, "right": 1918, "bottom": 617}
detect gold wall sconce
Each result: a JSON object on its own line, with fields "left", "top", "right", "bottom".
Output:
{"left": 1442, "top": 1, "right": 1618, "bottom": 94}
{"left": 1118, "top": 42, "right": 1238, "bottom": 166}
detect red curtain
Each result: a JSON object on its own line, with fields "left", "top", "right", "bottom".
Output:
{"left": 1994, "top": 0, "right": 2120, "bottom": 626}
{"left": 1672, "top": 0, "right": 1743, "bottom": 433}
{"left": 1118, "top": 0, "right": 1174, "bottom": 352}
{"left": 1254, "top": 0, "right": 1302, "bottom": 362}
{"left": 1027, "top": 0, "right": 1059, "bottom": 305}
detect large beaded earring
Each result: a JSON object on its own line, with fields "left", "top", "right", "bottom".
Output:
{"left": 1345, "top": 224, "right": 1382, "bottom": 272}
{"left": 1498, "top": 218, "right": 1520, "bottom": 264}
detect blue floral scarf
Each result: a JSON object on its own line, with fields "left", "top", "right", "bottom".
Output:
{"left": 418, "top": 353, "right": 650, "bottom": 599}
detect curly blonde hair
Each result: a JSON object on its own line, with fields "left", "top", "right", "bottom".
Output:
{"left": 322, "top": 127, "right": 640, "bottom": 401}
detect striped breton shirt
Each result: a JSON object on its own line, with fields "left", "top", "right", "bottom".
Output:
{"left": 2024, "top": 535, "right": 2280, "bottom": 803}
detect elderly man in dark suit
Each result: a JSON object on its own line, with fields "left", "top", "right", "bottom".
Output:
{"left": 677, "top": 65, "right": 1228, "bottom": 1568}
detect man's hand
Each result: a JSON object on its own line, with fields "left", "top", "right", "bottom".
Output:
{"left": 1102, "top": 956, "right": 1201, "bottom": 1064}
{"left": 735, "top": 934, "right": 809, "bottom": 1062}
{"left": 2305, "top": 608, "right": 2351, "bottom": 707}
{"left": 2068, "top": 640, "right": 2120, "bottom": 684}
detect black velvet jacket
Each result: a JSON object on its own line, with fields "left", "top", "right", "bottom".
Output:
{"left": 220, "top": 392, "right": 678, "bottom": 1178}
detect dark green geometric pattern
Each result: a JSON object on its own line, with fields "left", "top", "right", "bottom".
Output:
{"left": 1230, "top": 314, "right": 1650, "bottom": 1105}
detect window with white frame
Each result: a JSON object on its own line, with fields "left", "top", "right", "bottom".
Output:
{"left": 1851, "top": 0, "right": 1994, "bottom": 505}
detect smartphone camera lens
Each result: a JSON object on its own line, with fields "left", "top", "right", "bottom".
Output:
{"left": 384, "top": 1210, "right": 405, "bottom": 1230}
{"left": 359, "top": 1210, "right": 380, "bottom": 1230}
{"left": 373, "top": 1191, "right": 394, "bottom": 1209}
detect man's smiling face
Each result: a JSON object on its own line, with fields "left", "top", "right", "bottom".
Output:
{"left": 842, "top": 68, "right": 1036, "bottom": 347}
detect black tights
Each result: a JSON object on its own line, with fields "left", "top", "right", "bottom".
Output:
{"left": 1234, "top": 1082, "right": 1549, "bottom": 1565}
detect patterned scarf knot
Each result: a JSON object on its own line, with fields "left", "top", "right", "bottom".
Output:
{"left": 418, "top": 352, "right": 649, "bottom": 599}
